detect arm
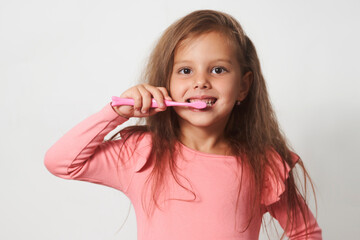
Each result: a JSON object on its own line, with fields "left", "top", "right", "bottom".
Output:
{"left": 44, "top": 85, "right": 171, "bottom": 192}
{"left": 266, "top": 193, "right": 322, "bottom": 240}
{"left": 44, "top": 103, "right": 135, "bottom": 192}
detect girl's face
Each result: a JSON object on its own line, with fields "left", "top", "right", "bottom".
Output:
{"left": 169, "top": 31, "right": 251, "bottom": 131}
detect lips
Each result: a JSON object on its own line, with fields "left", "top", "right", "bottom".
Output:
{"left": 186, "top": 96, "right": 217, "bottom": 107}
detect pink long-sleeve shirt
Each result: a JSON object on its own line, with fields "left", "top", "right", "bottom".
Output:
{"left": 44, "top": 103, "right": 322, "bottom": 240}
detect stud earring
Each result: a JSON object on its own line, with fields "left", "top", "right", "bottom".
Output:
{"left": 236, "top": 100, "right": 241, "bottom": 106}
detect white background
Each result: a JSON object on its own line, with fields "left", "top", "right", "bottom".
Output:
{"left": 1, "top": 0, "right": 359, "bottom": 239}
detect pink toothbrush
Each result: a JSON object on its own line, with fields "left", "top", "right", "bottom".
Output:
{"left": 111, "top": 96, "right": 207, "bottom": 109}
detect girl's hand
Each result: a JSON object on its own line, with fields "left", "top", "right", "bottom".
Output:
{"left": 112, "top": 84, "right": 172, "bottom": 119}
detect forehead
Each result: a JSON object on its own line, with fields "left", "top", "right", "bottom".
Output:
{"left": 174, "top": 31, "right": 238, "bottom": 59}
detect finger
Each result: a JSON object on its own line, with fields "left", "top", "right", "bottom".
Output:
{"left": 125, "top": 87, "right": 142, "bottom": 115}
{"left": 157, "top": 87, "right": 173, "bottom": 102}
{"left": 117, "top": 87, "right": 142, "bottom": 117}
{"left": 137, "top": 85, "right": 152, "bottom": 114}
{"left": 148, "top": 106, "right": 167, "bottom": 115}
{"left": 144, "top": 85, "right": 166, "bottom": 110}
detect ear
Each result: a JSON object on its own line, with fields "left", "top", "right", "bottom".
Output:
{"left": 237, "top": 71, "right": 253, "bottom": 101}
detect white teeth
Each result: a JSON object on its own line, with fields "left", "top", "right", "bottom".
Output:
{"left": 205, "top": 100, "right": 213, "bottom": 106}
{"left": 188, "top": 98, "right": 216, "bottom": 106}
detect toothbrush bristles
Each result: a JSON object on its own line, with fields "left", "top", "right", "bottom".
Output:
{"left": 192, "top": 101, "right": 207, "bottom": 109}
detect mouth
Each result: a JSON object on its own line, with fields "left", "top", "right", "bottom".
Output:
{"left": 186, "top": 97, "right": 217, "bottom": 107}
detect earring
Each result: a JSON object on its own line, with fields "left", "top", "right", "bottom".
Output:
{"left": 236, "top": 100, "right": 241, "bottom": 106}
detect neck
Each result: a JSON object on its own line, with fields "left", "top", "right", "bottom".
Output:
{"left": 178, "top": 122, "right": 232, "bottom": 156}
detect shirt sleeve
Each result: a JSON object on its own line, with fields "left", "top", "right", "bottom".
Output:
{"left": 44, "top": 103, "right": 142, "bottom": 193}
{"left": 266, "top": 192, "right": 322, "bottom": 239}
{"left": 261, "top": 150, "right": 322, "bottom": 239}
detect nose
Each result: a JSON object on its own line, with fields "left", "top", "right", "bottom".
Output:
{"left": 193, "top": 72, "right": 211, "bottom": 89}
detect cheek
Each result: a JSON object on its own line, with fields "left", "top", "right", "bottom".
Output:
{"left": 217, "top": 80, "right": 241, "bottom": 102}
{"left": 169, "top": 77, "right": 185, "bottom": 99}
{"left": 169, "top": 77, "right": 176, "bottom": 97}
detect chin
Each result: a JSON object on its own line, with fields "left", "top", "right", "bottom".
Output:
{"left": 178, "top": 115, "right": 224, "bottom": 129}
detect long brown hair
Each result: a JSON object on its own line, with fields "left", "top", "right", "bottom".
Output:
{"left": 111, "top": 9, "right": 317, "bottom": 239}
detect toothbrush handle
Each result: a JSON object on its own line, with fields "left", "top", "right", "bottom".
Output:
{"left": 111, "top": 97, "right": 134, "bottom": 106}
{"left": 152, "top": 99, "right": 180, "bottom": 107}
{"left": 111, "top": 96, "right": 175, "bottom": 108}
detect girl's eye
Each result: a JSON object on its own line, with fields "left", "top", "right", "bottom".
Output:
{"left": 179, "top": 68, "right": 192, "bottom": 74}
{"left": 212, "top": 67, "right": 227, "bottom": 74}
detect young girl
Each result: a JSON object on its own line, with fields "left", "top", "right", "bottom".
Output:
{"left": 45, "top": 10, "right": 322, "bottom": 240}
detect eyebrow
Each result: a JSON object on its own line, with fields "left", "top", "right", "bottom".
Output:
{"left": 173, "top": 59, "right": 234, "bottom": 65}
{"left": 213, "top": 59, "right": 233, "bottom": 65}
